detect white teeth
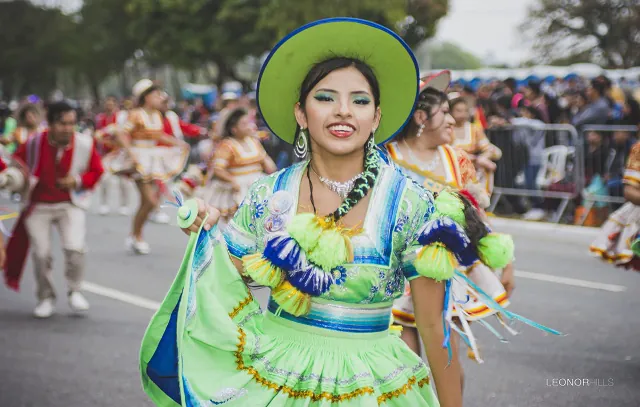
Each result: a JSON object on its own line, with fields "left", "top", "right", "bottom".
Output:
{"left": 329, "top": 125, "right": 354, "bottom": 132}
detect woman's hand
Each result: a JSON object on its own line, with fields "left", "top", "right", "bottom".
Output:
{"left": 476, "top": 155, "right": 497, "bottom": 172}
{"left": 181, "top": 199, "right": 221, "bottom": 235}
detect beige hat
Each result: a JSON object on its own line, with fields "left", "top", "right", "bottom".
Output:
{"left": 132, "top": 79, "right": 154, "bottom": 98}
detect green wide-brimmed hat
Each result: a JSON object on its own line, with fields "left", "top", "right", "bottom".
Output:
{"left": 257, "top": 17, "right": 419, "bottom": 145}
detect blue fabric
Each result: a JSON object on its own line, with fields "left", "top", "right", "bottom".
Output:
{"left": 146, "top": 297, "right": 182, "bottom": 405}
{"left": 267, "top": 299, "right": 391, "bottom": 333}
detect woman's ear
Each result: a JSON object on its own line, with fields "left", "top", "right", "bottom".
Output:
{"left": 413, "top": 109, "right": 427, "bottom": 126}
{"left": 294, "top": 102, "right": 307, "bottom": 129}
{"left": 373, "top": 106, "right": 382, "bottom": 131}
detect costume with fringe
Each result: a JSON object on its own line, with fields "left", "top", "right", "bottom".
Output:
{"left": 202, "top": 137, "right": 268, "bottom": 220}
{"left": 452, "top": 121, "right": 502, "bottom": 195}
{"left": 139, "top": 153, "right": 519, "bottom": 406}
{"left": 385, "top": 141, "right": 555, "bottom": 362}
{"left": 590, "top": 142, "right": 640, "bottom": 271}
{"left": 103, "top": 108, "right": 189, "bottom": 182}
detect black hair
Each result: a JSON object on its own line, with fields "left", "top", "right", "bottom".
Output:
{"left": 18, "top": 103, "right": 39, "bottom": 124}
{"left": 296, "top": 56, "right": 381, "bottom": 222}
{"left": 138, "top": 85, "right": 160, "bottom": 107}
{"left": 417, "top": 87, "right": 448, "bottom": 117}
{"left": 590, "top": 77, "right": 608, "bottom": 97}
{"left": 457, "top": 192, "right": 488, "bottom": 247}
{"left": 503, "top": 77, "right": 517, "bottom": 91}
{"left": 396, "top": 87, "right": 447, "bottom": 140}
{"left": 223, "top": 108, "right": 248, "bottom": 138}
{"left": 527, "top": 80, "right": 541, "bottom": 96}
{"left": 521, "top": 105, "right": 544, "bottom": 122}
{"left": 46, "top": 101, "right": 75, "bottom": 124}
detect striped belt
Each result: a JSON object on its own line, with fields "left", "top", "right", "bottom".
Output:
{"left": 267, "top": 298, "right": 392, "bottom": 333}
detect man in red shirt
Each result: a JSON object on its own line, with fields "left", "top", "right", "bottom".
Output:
{"left": 95, "top": 96, "right": 131, "bottom": 216}
{"left": 4, "top": 101, "right": 104, "bottom": 318}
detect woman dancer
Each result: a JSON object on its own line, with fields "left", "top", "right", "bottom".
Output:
{"left": 202, "top": 107, "right": 276, "bottom": 227}
{"left": 1, "top": 104, "right": 40, "bottom": 154}
{"left": 590, "top": 140, "right": 640, "bottom": 271}
{"left": 140, "top": 18, "right": 520, "bottom": 406}
{"left": 386, "top": 72, "right": 515, "bottom": 364}
{"left": 449, "top": 92, "right": 502, "bottom": 195}
{"left": 105, "top": 80, "right": 189, "bottom": 254}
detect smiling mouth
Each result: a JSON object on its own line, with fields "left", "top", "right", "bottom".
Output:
{"left": 328, "top": 124, "right": 356, "bottom": 138}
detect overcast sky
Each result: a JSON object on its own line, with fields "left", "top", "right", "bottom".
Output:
{"left": 434, "top": 0, "right": 537, "bottom": 65}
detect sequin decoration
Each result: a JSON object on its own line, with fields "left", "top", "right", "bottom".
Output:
{"left": 394, "top": 214, "right": 409, "bottom": 233}
{"left": 249, "top": 336, "right": 426, "bottom": 387}
{"left": 264, "top": 214, "right": 287, "bottom": 233}
{"left": 209, "top": 387, "right": 248, "bottom": 405}
{"left": 268, "top": 190, "right": 294, "bottom": 214}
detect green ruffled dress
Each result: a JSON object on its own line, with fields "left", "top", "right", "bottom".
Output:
{"left": 140, "top": 157, "right": 446, "bottom": 406}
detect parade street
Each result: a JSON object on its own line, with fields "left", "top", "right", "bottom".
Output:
{"left": 1, "top": 199, "right": 639, "bottom": 407}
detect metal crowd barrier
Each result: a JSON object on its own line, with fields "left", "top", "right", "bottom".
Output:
{"left": 487, "top": 124, "right": 583, "bottom": 223}
{"left": 575, "top": 124, "right": 639, "bottom": 225}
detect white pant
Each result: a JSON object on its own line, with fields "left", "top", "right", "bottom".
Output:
{"left": 25, "top": 202, "right": 86, "bottom": 300}
{"left": 97, "top": 172, "right": 132, "bottom": 208}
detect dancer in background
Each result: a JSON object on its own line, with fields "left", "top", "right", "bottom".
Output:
{"left": 4, "top": 101, "right": 104, "bottom": 318}
{"left": 386, "top": 72, "right": 515, "bottom": 363}
{"left": 202, "top": 107, "right": 276, "bottom": 227}
{"left": 449, "top": 92, "right": 502, "bottom": 195}
{"left": 0, "top": 104, "right": 41, "bottom": 154}
{"left": 94, "top": 95, "right": 131, "bottom": 216}
{"left": 104, "top": 80, "right": 189, "bottom": 254}
{"left": 590, "top": 140, "right": 640, "bottom": 271}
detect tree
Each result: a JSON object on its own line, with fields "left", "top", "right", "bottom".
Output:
{"left": 429, "top": 42, "right": 483, "bottom": 70}
{"left": 0, "top": 0, "right": 76, "bottom": 98}
{"left": 524, "top": 0, "right": 640, "bottom": 68}
{"left": 126, "top": 0, "right": 450, "bottom": 88}
{"left": 71, "top": 0, "right": 142, "bottom": 101}
{"left": 398, "top": 0, "right": 449, "bottom": 49}
{"left": 258, "top": 0, "right": 449, "bottom": 49}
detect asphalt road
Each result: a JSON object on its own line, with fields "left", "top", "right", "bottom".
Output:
{"left": 0, "top": 195, "right": 638, "bottom": 407}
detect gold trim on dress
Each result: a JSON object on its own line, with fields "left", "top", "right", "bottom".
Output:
{"left": 229, "top": 294, "right": 432, "bottom": 405}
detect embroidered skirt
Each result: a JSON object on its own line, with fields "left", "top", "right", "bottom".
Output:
{"left": 140, "top": 226, "right": 440, "bottom": 406}
{"left": 103, "top": 141, "right": 189, "bottom": 182}
{"left": 590, "top": 202, "right": 640, "bottom": 269}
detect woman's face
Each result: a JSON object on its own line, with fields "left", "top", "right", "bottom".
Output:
{"left": 25, "top": 110, "right": 39, "bottom": 127}
{"left": 230, "top": 115, "right": 255, "bottom": 139}
{"left": 145, "top": 90, "right": 164, "bottom": 110}
{"left": 451, "top": 101, "right": 469, "bottom": 124}
{"left": 295, "top": 66, "right": 380, "bottom": 158}
{"left": 421, "top": 101, "right": 455, "bottom": 145}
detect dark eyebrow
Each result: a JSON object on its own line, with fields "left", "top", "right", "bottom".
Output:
{"left": 315, "top": 88, "right": 371, "bottom": 96}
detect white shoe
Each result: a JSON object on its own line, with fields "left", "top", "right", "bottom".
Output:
{"left": 152, "top": 212, "right": 171, "bottom": 224}
{"left": 33, "top": 298, "right": 55, "bottom": 319}
{"left": 118, "top": 206, "right": 131, "bottom": 216}
{"left": 522, "top": 208, "right": 546, "bottom": 221}
{"left": 68, "top": 291, "right": 90, "bottom": 312}
{"left": 125, "top": 236, "right": 134, "bottom": 252}
{"left": 98, "top": 205, "right": 110, "bottom": 216}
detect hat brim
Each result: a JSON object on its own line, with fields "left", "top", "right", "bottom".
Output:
{"left": 419, "top": 70, "right": 451, "bottom": 94}
{"left": 257, "top": 17, "right": 419, "bottom": 145}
